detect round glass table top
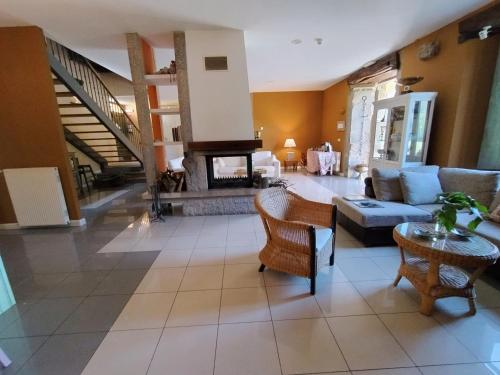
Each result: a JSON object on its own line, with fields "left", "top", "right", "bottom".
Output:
{"left": 394, "top": 222, "right": 499, "bottom": 261}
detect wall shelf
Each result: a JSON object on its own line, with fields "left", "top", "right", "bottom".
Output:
{"left": 150, "top": 107, "right": 180, "bottom": 115}
{"left": 144, "top": 74, "right": 176, "bottom": 86}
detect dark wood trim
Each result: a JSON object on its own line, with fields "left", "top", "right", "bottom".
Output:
{"left": 188, "top": 140, "right": 262, "bottom": 151}
{"left": 330, "top": 205, "right": 337, "bottom": 266}
{"left": 458, "top": 3, "right": 500, "bottom": 43}
{"left": 309, "top": 226, "right": 317, "bottom": 295}
{"left": 347, "top": 52, "right": 399, "bottom": 85}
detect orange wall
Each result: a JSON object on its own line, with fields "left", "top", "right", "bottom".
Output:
{"left": 142, "top": 39, "right": 166, "bottom": 171}
{"left": 321, "top": 79, "right": 349, "bottom": 161}
{"left": 0, "top": 26, "right": 81, "bottom": 223}
{"left": 254, "top": 11, "right": 498, "bottom": 170}
{"left": 252, "top": 91, "right": 323, "bottom": 162}
{"left": 399, "top": 21, "right": 498, "bottom": 167}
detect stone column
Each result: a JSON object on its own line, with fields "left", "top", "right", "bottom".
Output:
{"left": 126, "top": 33, "right": 156, "bottom": 188}
{"left": 174, "top": 31, "right": 193, "bottom": 151}
{"left": 174, "top": 31, "right": 200, "bottom": 191}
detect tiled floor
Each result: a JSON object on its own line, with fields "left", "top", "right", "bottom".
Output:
{"left": 0, "top": 174, "right": 500, "bottom": 374}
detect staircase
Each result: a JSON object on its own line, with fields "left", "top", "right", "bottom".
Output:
{"left": 46, "top": 38, "right": 143, "bottom": 169}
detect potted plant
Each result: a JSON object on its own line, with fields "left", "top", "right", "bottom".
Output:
{"left": 434, "top": 192, "right": 488, "bottom": 233}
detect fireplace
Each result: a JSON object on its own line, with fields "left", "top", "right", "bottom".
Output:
{"left": 205, "top": 154, "right": 253, "bottom": 189}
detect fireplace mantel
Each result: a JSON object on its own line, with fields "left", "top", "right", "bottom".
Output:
{"left": 188, "top": 140, "right": 262, "bottom": 152}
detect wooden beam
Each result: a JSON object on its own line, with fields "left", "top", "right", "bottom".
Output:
{"left": 458, "top": 3, "right": 500, "bottom": 43}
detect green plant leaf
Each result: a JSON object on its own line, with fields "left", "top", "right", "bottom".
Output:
{"left": 467, "top": 217, "right": 483, "bottom": 231}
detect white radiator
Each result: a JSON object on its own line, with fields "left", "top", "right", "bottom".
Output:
{"left": 3, "top": 167, "right": 70, "bottom": 227}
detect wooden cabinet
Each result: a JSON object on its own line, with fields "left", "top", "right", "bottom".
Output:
{"left": 369, "top": 92, "right": 437, "bottom": 169}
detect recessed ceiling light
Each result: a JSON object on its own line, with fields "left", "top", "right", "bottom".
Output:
{"left": 314, "top": 38, "right": 323, "bottom": 45}
{"left": 291, "top": 39, "right": 302, "bottom": 45}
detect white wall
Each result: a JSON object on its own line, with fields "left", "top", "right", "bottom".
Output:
{"left": 66, "top": 142, "right": 101, "bottom": 173}
{"left": 185, "top": 30, "right": 254, "bottom": 141}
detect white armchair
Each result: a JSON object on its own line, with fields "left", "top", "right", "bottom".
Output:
{"left": 252, "top": 151, "right": 281, "bottom": 178}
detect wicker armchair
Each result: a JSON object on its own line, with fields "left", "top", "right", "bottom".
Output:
{"left": 255, "top": 187, "right": 337, "bottom": 294}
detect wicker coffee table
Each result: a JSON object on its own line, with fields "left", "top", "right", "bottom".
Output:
{"left": 393, "top": 222, "right": 499, "bottom": 316}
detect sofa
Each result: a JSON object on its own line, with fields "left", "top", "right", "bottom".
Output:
{"left": 333, "top": 166, "right": 500, "bottom": 275}
{"left": 213, "top": 151, "right": 280, "bottom": 179}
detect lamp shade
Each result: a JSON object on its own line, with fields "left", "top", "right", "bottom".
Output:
{"left": 284, "top": 138, "right": 296, "bottom": 148}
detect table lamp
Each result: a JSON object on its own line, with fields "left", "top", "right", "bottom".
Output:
{"left": 284, "top": 138, "right": 296, "bottom": 161}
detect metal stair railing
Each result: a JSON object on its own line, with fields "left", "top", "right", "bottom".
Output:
{"left": 46, "top": 38, "right": 143, "bottom": 163}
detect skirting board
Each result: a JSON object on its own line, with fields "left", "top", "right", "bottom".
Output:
{"left": 0, "top": 218, "right": 86, "bottom": 230}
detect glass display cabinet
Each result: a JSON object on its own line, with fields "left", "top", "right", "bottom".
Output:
{"left": 369, "top": 92, "right": 437, "bottom": 169}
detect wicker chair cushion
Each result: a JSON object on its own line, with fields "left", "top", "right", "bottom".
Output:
{"left": 315, "top": 228, "right": 332, "bottom": 251}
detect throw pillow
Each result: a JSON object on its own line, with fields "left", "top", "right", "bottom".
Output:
{"left": 489, "top": 202, "right": 500, "bottom": 223}
{"left": 438, "top": 168, "right": 500, "bottom": 209}
{"left": 371, "top": 165, "right": 439, "bottom": 201}
{"left": 490, "top": 190, "right": 500, "bottom": 213}
{"left": 399, "top": 171, "right": 443, "bottom": 205}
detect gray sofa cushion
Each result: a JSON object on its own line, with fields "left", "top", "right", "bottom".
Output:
{"left": 490, "top": 190, "right": 500, "bottom": 213}
{"left": 415, "top": 204, "right": 442, "bottom": 214}
{"left": 438, "top": 168, "right": 500, "bottom": 208}
{"left": 400, "top": 171, "right": 443, "bottom": 205}
{"left": 372, "top": 165, "right": 439, "bottom": 201}
{"left": 456, "top": 213, "right": 500, "bottom": 248}
{"left": 333, "top": 197, "right": 433, "bottom": 228}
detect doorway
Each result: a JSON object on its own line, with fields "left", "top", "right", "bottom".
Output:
{"left": 343, "top": 78, "right": 397, "bottom": 177}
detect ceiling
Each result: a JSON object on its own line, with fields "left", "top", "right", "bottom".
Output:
{"left": 0, "top": 0, "right": 490, "bottom": 92}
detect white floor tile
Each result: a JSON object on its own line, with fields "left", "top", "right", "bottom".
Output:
{"left": 147, "top": 223, "right": 178, "bottom": 237}
{"left": 327, "top": 315, "right": 413, "bottom": 370}
{"left": 352, "top": 369, "right": 421, "bottom": 375}
{"left": 336, "top": 257, "right": 390, "bottom": 281}
{"left": 163, "top": 235, "right": 198, "bottom": 251}
{"left": 225, "top": 244, "right": 260, "bottom": 264}
{"left": 380, "top": 312, "right": 478, "bottom": 366}
{"left": 315, "top": 264, "right": 349, "bottom": 285}
{"left": 214, "top": 321, "right": 281, "bottom": 375}
{"left": 315, "top": 282, "right": 373, "bottom": 317}
{"left": 82, "top": 329, "right": 161, "bottom": 375}
{"left": 365, "top": 246, "right": 400, "bottom": 257}
{"left": 111, "top": 292, "right": 175, "bottom": 330}
{"left": 434, "top": 308, "right": 500, "bottom": 362}
{"left": 419, "top": 363, "right": 500, "bottom": 375}
{"left": 196, "top": 233, "right": 227, "bottom": 248}
{"left": 263, "top": 269, "right": 308, "bottom": 287}
{"left": 223, "top": 264, "right": 264, "bottom": 288}
{"left": 132, "top": 236, "right": 168, "bottom": 252}
{"left": 173, "top": 225, "right": 203, "bottom": 237}
{"left": 371, "top": 255, "right": 402, "bottom": 278}
{"left": 98, "top": 237, "right": 138, "bottom": 253}
{"left": 166, "top": 290, "right": 221, "bottom": 327}
{"left": 274, "top": 318, "right": 348, "bottom": 374}
{"left": 180, "top": 265, "right": 224, "bottom": 291}
{"left": 226, "top": 231, "right": 257, "bottom": 246}
{"left": 267, "top": 284, "right": 323, "bottom": 320}
{"left": 148, "top": 325, "right": 218, "bottom": 375}
{"left": 151, "top": 250, "right": 192, "bottom": 268}
{"left": 219, "top": 287, "right": 270, "bottom": 323}
{"left": 354, "top": 280, "right": 420, "bottom": 313}
{"left": 189, "top": 248, "right": 226, "bottom": 266}
{"left": 136, "top": 268, "right": 185, "bottom": 293}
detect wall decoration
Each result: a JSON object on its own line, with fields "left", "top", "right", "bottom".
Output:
{"left": 336, "top": 121, "right": 345, "bottom": 131}
{"left": 418, "top": 40, "right": 440, "bottom": 60}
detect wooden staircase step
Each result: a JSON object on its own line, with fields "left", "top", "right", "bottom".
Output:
{"left": 58, "top": 103, "right": 84, "bottom": 108}
{"left": 60, "top": 114, "right": 96, "bottom": 118}
{"left": 56, "top": 92, "right": 75, "bottom": 97}
{"left": 63, "top": 123, "right": 101, "bottom": 126}
{"left": 71, "top": 130, "right": 110, "bottom": 134}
